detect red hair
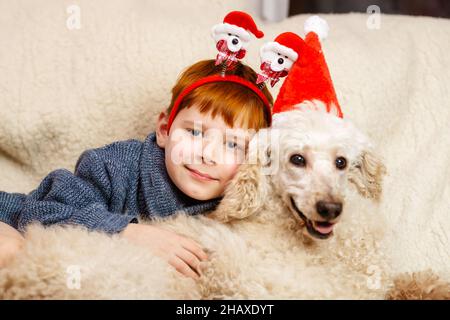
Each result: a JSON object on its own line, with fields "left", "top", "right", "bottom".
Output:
{"left": 167, "top": 60, "right": 273, "bottom": 130}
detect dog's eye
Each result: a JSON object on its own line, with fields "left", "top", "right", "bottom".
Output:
{"left": 335, "top": 157, "right": 347, "bottom": 170}
{"left": 290, "top": 154, "right": 306, "bottom": 167}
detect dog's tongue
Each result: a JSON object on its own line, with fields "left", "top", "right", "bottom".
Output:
{"left": 313, "top": 222, "right": 334, "bottom": 235}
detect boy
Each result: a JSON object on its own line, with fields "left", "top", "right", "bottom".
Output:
{"left": 0, "top": 59, "right": 273, "bottom": 279}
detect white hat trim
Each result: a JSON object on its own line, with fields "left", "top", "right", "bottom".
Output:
{"left": 260, "top": 42, "right": 298, "bottom": 62}
{"left": 212, "top": 23, "right": 251, "bottom": 42}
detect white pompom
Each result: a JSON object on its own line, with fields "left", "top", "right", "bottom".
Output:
{"left": 304, "top": 15, "right": 329, "bottom": 40}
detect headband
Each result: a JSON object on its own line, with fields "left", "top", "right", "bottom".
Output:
{"left": 166, "top": 11, "right": 296, "bottom": 133}
{"left": 166, "top": 74, "right": 272, "bottom": 132}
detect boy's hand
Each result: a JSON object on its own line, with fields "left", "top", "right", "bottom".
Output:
{"left": 0, "top": 221, "right": 25, "bottom": 268}
{"left": 121, "top": 223, "right": 207, "bottom": 280}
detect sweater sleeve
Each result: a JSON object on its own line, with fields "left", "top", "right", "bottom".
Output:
{"left": 15, "top": 149, "right": 138, "bottom": 234}
{"left": 0, "top": 192, "right": 27, "bottom": 227}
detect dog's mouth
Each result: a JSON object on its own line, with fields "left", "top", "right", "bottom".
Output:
{"left": 289, "top": 197, "right": 335, "bottom": 240}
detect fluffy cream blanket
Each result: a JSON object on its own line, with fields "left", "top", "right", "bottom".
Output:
{"left": 0, "top": 0, "right": 449, "bottom": 280}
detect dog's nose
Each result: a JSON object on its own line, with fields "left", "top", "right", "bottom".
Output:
{"left": 316, "top": 201, "right": 342, "bottom": 220}
{"left": 232, "top": 38, "right": 239, "bottom": 45}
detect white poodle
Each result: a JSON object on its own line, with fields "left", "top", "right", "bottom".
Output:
{"left": 1, "top": 106, "right": 448, "bottom": 299}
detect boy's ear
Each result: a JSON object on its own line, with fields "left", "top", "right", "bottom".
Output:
{"left": 156, "top": 111, "right": 169, "bottom": 148}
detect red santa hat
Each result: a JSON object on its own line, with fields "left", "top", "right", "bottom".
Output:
{"left": 212, "top": 11, "right": 264, "bottom": 42}
{"left": 272, "top": 16, "right": 343, "bottom": 118}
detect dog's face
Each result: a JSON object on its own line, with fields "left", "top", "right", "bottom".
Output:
{"left": 252, "top": 108, "right": 386, "bottom": 240}
{"left": 208, "top": 106, "right": 386, "bottom": 241}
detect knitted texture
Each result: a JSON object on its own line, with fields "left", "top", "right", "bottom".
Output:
{"left": 0, "top": 132, "right": 221, "bottom": 233}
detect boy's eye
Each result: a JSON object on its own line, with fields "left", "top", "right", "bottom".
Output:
{"left": 226, "top": 141, "right": 243, "bottom": 151}
{"left": 227, "top": 141, "right": 237, "bottom": 149}
{"left": 187, "top": 128, "right": 202, "bottom": 137}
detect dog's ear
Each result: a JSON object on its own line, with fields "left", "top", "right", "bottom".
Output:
{"left": 207, "top": 164, "right": 267, "bottom": 223}
{"left": 207, "top": 130, "right": 272, "bottom": 223}
{"left": 348, "top": 149, "right": 387, "bottom": 201}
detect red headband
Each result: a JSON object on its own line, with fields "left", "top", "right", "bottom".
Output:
{"left": 166, "top": 75, "right": 272, "bottom": 133}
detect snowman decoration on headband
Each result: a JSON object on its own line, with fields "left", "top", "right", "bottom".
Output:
{"left": 211, "top": 11, "right": 264, "bottom": 72}
{"left": 257, "top": 32, "right": 305, "bottom": 87}
{"left": 271, "top": 15, "right": 344, "bottom": 118}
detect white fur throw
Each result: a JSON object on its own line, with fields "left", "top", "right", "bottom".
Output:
{"left": 0, "top": 0, "right": 449, "bottom": 285}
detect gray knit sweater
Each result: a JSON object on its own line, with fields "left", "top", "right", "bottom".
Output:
{"left": 0, "top": 132, "right": 221, "bottom": 233}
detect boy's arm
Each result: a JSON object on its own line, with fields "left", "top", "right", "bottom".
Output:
{"left": 0, "top": 192, "right": 27, "bottom": 227}
{"left": 14, "top": 149, "right": 137, "bottom": 234}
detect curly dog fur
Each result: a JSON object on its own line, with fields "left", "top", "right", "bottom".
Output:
{"left": 0, "top": 108, "right": 448, "bottom": 299}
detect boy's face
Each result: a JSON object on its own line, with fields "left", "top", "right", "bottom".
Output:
{"left": 156, "top": 105, "right": 254, "bottom": 200}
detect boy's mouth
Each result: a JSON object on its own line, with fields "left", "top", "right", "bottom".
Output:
{"left": 184, "top": 165, "right": 218, "bottom": 181}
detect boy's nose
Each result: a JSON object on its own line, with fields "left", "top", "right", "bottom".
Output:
{"left": 202, "top": 154, "right": 216, "bottom": 165}
{"left": 202, "top": 141, "right": 219, "bottom": 165}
